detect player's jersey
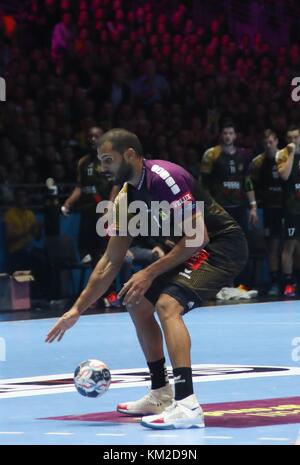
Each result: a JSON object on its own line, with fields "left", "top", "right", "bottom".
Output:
{"left": 200, "top": 145, "right": 253, "bottom": 208}
{"left": 276, "top": 148, "right": 300, "bottom": 214}
{"left": 77, "top": 155, "right": 113, "bottom": 203}
{"left": 250, "top": 152, "right": 283, "bottom": 208}
{"left": 113, "top": 159, "right": 241, "bottom": 247}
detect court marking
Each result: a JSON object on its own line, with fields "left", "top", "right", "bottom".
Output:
{"left": 95, "top": 433, "right": 127, "bottom": 437}
{"left": 0, "top": 432, "right": 24, "bottom": 435}
{"left": 45, "top": 432, "right": 74, "bottom": 436}
{"left": 2, "top": 364, "right": 300, "bottom": 399}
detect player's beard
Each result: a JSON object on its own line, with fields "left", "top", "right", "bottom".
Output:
{"left": 223, "top": 138, "right": 234, "bottom": 146}
{"left": 115, "top": 159, "right": 133, "bottom": 184}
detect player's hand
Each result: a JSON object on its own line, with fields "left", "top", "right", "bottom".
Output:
{"left": 61, "top": 205, "right": 70, "bottom": 216}
{"left": 249, "top": 207, "right": 259, "bottom": 226}
{"left": 152, "top": 246, "right": 165, "bottom": 258}
{"left": 118, "top": 270, "right": 153, "bottom": 307}
{"left": 287, "top": 143, "right": 296, "bottom": 155}
{"left": 45, "top": 308, "right": 81, "bottom": 343}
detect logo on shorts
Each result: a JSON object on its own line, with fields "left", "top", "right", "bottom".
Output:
{"left": 179, "top": 268, "right": 192, "bottom": 279}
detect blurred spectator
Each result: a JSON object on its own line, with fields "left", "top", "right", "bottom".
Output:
{"left": 4, "top": 188, "right": 47, "bottom": 297}
{"left": 132, "top": 59, "right": 170, "bottom": 107}
{"left": 51, "top": 12, "right": 75, "bottom": 63}
{"left": 110, "top": 66, "right": 132, "bottom": 110}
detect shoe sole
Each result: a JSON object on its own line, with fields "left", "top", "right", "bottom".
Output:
{"left": 140, "top": 419, "right": 205, "bottom": 430}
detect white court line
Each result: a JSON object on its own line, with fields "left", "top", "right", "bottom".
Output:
{"left": 0, "top": 431, "right": 24, "bottom": 435}
{"left": 204, "top": 435, "right": 233, "bottom": 439}
{"left": 258, "top": 437, "right": 290, "bottom": 441}
{"left": 45, "top": 432, "right": 74, "bottom": 436}
{"left": 96, "top": 433, "right": 126, "bottom": 437}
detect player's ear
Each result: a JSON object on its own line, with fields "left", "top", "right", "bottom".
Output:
{"left": 124, "top": 148, "right": 136, "bottom": 161}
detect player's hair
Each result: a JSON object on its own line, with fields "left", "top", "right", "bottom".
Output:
{"left": 221, "top": 119, "right": 237, "bottom": 132}
{"left": 263, "top": 129, "right": 278, "bottom": 140}
{"left": 98, "top": 128, "right": 143, "bottom": 157}
{"left": 287, "top": 124, "right": 300, "bottom": 133}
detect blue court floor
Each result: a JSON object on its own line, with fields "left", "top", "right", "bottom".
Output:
{"left": 0, "top": 300, "right": 300, "bottom": 445}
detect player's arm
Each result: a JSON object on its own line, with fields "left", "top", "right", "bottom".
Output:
{"left": 62, "top": 157, "right": 86, "bottom": 213}
{"left": 146, "top": 221, "right": 209, "bottom": 277}
{"left": 245, "top": 180, "right": 258, "bottom": 225}
{"left": 45, "top": 235, "right": 132, "bottom": 342}
{"left": 276, "top": 143, "right": 296, "bottom": 181}
{"left": 74, "top": 235, "right": 132, "bottom": 313}
{"left": 119, "top": 212, "right": 209, "bottom": 306}
{"left": 199, "top": 148, "right": 214, "bottom": 188}
{"left": 63, "top": 186, "right": 82, "bottom": 211}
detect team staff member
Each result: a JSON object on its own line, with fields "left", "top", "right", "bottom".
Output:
{"left": 250, "top": 130, "right": 283, "bottom": 296}
{"left": 46, "top": 129, "right": 248, "bottom": 430}
{"left": 276, "top": 125, "right": 300, "bottom": 297}
{"left": 200, "top": 121, "right": 258, "bottom": 229}
{"left": 62, "top": 126, "right": 116, "bottom": 262}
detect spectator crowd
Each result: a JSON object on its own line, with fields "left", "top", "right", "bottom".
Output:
{"left": 1, "top": 0, "right": 300, "bottom": 300}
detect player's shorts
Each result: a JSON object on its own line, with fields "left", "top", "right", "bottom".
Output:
{"left": 144, "top": 228, "right": 249, "bottom": 314}
{"left": 284, "top": 212, "right": 300, "bottom": 239}
{"left": 263, "top": 208, "right": 284, "bottom": 238}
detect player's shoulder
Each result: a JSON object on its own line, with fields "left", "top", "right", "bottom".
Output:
{"left": 145, "top": 159, "right": 191, "bottom": 182}
{"left": 251, "top": 152, "right": 266, "bottom": 168}
{"left": 144, "top": 159, "right": 193, "bottom": 198}
{"left": 77, "top": 155, "right": 90, "bottom": 168}
{"left": 202, "top": 145, "right": 222, "bottom": 161}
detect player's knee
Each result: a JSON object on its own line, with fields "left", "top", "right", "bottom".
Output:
{"left": 126, "top": 299, "right": 154, "bottom": 322}
{"left": 156, "top": 295, "right": 183, "bottom": 323}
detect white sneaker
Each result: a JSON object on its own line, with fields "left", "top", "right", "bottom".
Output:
{"left": 117, "top": 384, "right": 173, "bottom": 416}
{"left": 141, "top": 394, "right": 205, "bottom": 429}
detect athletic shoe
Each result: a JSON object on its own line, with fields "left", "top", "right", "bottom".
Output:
{"left": 117, "top": 384, "right": 173, "bottom": 416}
{"left": 104, "top": 292, "right": 123, "bottom": 308}
{"left": 268, "top": 283, "right": 280, "bottom": 297}
{"left": 140, "top": 394, "right": 205, "bottom": 430}
{"left": 283, "top": 283, "right": 296, "bottom": 298}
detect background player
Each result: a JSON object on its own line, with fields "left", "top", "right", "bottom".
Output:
{"left": 250, "top": 129, "right": 283, "bottom": 296}
{"left": 276, "top": 125, "right": 300, "bottom": 297}
{"left": 200, "top": 120, "right": 258, "bottom": 230}
{"left": 62, "top": 126, "right": 117, "bottom": 263}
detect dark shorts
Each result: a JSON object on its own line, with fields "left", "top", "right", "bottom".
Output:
{"left": 264, "top": 208, "right": 284, "bottom": 238}
{"left": 284, "top": 213, "right": 300, "bottom": 239}
{"left": 144, "top": 228, "right": 249, "bottom": 314}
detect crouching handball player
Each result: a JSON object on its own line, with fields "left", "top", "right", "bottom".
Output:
{"left": 46, "top": 129, "right": 248, "bottom": 430}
